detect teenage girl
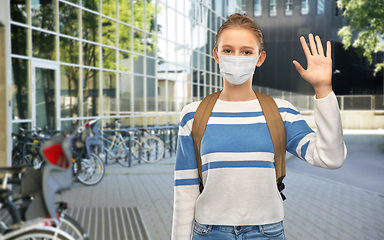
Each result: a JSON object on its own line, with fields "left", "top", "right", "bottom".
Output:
{"left": 172, "top": 13, "right": 347, "bottom": 240}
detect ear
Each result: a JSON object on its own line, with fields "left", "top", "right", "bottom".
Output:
{"left": 256, "top": 51, "right": 266, "bottom": 67}
{"left": 213, "top": 48, "right": 219, "bottom": 64}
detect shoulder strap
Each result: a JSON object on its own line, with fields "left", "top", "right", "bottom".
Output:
{"left": 254, "top": 91, "right": 287, "bottom": 200}
{"left": 192, "top": 91, "right": 222, "bottom": 193}
{"left": 192, "top": 91, "right": 287, "bottom": 200}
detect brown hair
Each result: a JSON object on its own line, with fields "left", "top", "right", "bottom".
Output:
{"left": 215, "top": 13, "right": 265, "bottom": 54}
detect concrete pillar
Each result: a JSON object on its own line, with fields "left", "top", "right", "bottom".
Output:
{"left": 0, "top": 1, "right": 12, "bottom": 167}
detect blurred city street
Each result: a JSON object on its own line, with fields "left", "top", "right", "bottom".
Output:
{"left": 56, "top": 130, "right": 384, "bottom": 240}
{"left": 286, "top": 130, "right": 384, "bottom": 195}
{"left": 284, "top": 130, "right": 384, "bottom": 240}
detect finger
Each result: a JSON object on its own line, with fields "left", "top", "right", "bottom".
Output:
{"left": 308, "top": 33, "right": 318, "bottom": 55}
{"left": 293, "top": 60, "right": 306, "bottom": 76}
{"left": 326, "top": 41, "right": 331, "bottom": 59}
{"left": 300, "top": 36, "right": 311, "bottom": 60}
{"left": 315, "top": 35, "right": 324, "bottom": 56}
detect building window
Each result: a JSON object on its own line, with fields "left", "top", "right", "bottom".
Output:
{"left": 285, "top": 0, "right": 293, "bottom": 16}
{"left": 317, "top": 0, "right": 325, "bottom": 14}
{"left": 254, "top": 0, "right": 262, "bottom": 17}
{"left": 270, "top": 0, "right": 277, "bottom": 17}
{"left": 301, "top": 0, "right": 309, "bottom": 15}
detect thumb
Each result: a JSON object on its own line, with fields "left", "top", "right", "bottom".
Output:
{"left": 292, "top": 60, "right": 305, "bottom": 76}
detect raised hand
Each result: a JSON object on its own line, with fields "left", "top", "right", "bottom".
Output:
{"left": 293, "top": 34, "right": 333, "bottom": 99}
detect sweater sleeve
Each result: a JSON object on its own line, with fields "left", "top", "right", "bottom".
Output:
{"left": 171, "top": 104, "right": 201, "bottom": 240}
{"left": 285, "top": 91, "right": 347, "bottom": 169}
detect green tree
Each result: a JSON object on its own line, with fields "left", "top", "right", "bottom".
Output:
{"left": 337, "top": 0, "right": 384, "bottom": 74}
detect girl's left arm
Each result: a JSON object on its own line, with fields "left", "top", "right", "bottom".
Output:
{"left": 287, "top": 33, "right": 347, "bottom": 168}
{"left": 284, "top": 92, "right": 347, "bottom": 169}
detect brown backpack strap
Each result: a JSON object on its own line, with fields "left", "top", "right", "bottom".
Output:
{"left": 254, "top": 91, "right": 287, "bottom": 200}
{"left": 192, "top": 91, "right": 221, "bottom": 193}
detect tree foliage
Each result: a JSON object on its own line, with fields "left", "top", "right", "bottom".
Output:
{"left": 337, "top": 0, "right": 384, "bottom": 74}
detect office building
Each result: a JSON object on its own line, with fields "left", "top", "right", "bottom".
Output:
{"left": 246, "top": 0, "right": 383, "bottom": 96}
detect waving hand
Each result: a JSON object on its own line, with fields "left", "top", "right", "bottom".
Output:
{"left": 293, "top": 34, "right": 333, "bottom": 99}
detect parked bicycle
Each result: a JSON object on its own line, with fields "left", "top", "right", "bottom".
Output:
{"left": 11, "top": 127, "right": 49, "bottom": 169}
{"left": 71, "top": 119, "right": 105, "bottom": 186}
{"left": 0, "top": 126, "right": 88, "bottom": 240}
{"left": 101, "top": 124, "right": 169, "bottom": 164}
{"left": 96, "top": 122, "right": 179, "bottom": 166}
{"left": 98, "top": 119, "right": 141, "bottom": 167}
{"left": 135, "top": 128, "right": 165, "bottom": 163}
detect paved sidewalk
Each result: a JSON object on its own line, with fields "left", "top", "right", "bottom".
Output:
{"left": 56, "top": 157, "right": 176, "bottom": 240}
{"left": 283, "top": 169, "right": 384, "bottom": 240}
{"left": 57, "top": 152, "right": 384, "bottom": 240}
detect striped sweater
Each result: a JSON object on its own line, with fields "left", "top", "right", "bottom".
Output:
{"left": 172, "top": 92, "right": 347, "bottom": 239}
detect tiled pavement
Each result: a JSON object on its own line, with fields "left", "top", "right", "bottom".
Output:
{"left": 56, "top": 138, "right": 384, "bottom": 240}
{"left": 283, "top": 169, "right": 384, "bottom": 240}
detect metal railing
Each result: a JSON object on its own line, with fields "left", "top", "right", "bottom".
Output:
{"left": 337, "top": 95, "right": 383, "bottom": 111}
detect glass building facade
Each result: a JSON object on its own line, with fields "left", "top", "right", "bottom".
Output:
{"left": 9, "top": 0, "right": 245, "bottom": 131}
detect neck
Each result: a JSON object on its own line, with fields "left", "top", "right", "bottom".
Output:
{"left": 219, "top": 78, "right": 257, "bottom": 101}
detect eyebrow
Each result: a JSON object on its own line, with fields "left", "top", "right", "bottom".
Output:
{"left": 221, "top": 45, "right": 255, "bottom": 50}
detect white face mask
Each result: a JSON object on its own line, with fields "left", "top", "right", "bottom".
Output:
{"left": 218, "top": 55, "right": 260, "bottom": 85}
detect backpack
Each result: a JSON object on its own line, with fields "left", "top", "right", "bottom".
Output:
{"left": 191, "top": 91, "right": 287, "bottom": 200}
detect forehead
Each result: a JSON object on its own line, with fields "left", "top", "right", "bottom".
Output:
{"left": 217, "top": 27, "right": 260, "bottom": 49}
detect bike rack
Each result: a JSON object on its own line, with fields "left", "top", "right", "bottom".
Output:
{"left": 145, "top": 126, "right": 179, "bottom": 158}
{"left": 100, "top": 129, "right": 142, "bottom": 167}
{"left": 100, "top": 125, "right": 179, "bottom": 167}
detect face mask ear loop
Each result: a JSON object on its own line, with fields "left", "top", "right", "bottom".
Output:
{"left": 215, "top": 48, "right": 220, "bottom": 65}
{"left": 255, "top": 52, "right": 263, "bottom": 68}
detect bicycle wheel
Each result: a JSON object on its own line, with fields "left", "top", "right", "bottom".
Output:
{"left": 116, "top": 139, "right": 141, "bottom": 167}
{"left": 76, "top": 153, "right": 105, "bottom": 186}
{"left": 8, "top": 227, "right": 75, "bottom": 240}
{"left": 141, "top": 136, "right": 164, "bottom": 163}
{"left": 58, "top": 213, "right": 89, "bottom": 240}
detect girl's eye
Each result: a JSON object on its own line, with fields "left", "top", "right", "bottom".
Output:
{"left": 223, "top": 49, "right": 231, "bottom": 53}
{"left": 244, "top": 51, "right": 252, "bottom": 55}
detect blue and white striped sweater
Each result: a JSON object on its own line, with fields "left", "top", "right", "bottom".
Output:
{"left": 172, "top": 92, "right": 347, "bottom": 240}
